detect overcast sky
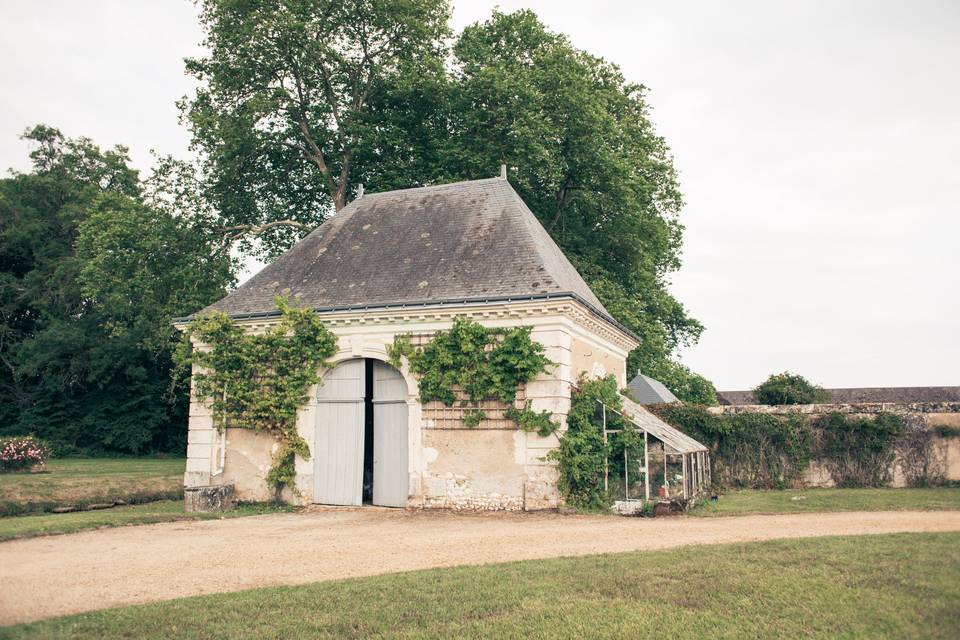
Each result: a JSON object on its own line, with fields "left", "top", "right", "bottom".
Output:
{"left": 2, "top": 1, "right": 957, "bottom": 390}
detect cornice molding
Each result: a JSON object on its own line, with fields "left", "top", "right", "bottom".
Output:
{"left": 214, "top": 298, "right": 639, "bottom": 351}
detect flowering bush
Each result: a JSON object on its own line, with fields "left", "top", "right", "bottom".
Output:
{"left": 0, "top": 436, "right": 51, "bottom": 472}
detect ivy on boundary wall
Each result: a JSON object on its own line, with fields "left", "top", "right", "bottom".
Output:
{"left": 818, "top": 412, "right": 902, "bottom": 487}
{"left": 650, "top": 405, "right": 910, "bottom": 489}
{"left": 650, "top": 405, "right": 812, "bottom": 489}
{"left": 177, "top": 297, "right": 338, "bottom": 497}
{"left": 387, "top": 317, "right": 557, "bottom": 436}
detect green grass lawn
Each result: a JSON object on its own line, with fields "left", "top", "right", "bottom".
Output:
{"left": 0, "top": 458, "right": 184, "bottom": 516}
{"left": 6, "top": 532, "right": 958, "bottom": 639}
{"left": 0, "top": 500, "right": 293, "bottom": 542}
{"left": 690, "top": 486, "right": 960, "bottom": 517}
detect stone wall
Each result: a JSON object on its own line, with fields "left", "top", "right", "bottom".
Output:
{"left": 709, "top": 402, "right": 960, "bottom": 487}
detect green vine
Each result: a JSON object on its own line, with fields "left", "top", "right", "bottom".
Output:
{"left": 650, "top": 404, "right": 812, "bottom": 489}
{"left": 388, "top": 317, "right": 556, "bottom": 433}
{"left": 176, "top": 296, "right": 338, "bottom": 497}
{"left": 934, "top": 425, "right": 960, "bottom": 439}
{"left": 650, "top": 406, "right": 911, "bottom": 489}
{"left": 462, "top": 409, "right": 487, "bottom": 428}
{"left": 817, "top": 412, "right": 902, "bottom": 487}
{"left": 505, "top": 402, "right": 557, "bottom": 437}
{"left": 549, "top": 374, "right": 641, "bottom": 510}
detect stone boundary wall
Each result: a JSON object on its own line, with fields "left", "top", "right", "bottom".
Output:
{"left": 708, "top": 402, "right": 960, "bottom": 487}
{"left": 710, "top": 401, "right": 960, "bottom": 417}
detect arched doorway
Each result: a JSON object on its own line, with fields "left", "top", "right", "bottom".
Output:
{"left": 314, "top": 359, "right": 409, "bottom": 507}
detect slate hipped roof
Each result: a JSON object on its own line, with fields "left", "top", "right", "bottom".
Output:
{"left": 627, "top": 374, "right": 679, "bottom": 405}
{"left": 202, "top": 177, "right": 620, "bottom": 329}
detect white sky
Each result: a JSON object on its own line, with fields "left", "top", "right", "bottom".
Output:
{"left": 2, "top": 1, "right": 957, "bottom": 390}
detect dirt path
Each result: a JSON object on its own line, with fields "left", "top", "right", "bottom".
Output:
{"left": 2, "top": 508, "right": 959, "bottom": 625}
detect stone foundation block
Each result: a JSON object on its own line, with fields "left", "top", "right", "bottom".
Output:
{"left": 184, "top": 484, "right": 236, "bottom": 512}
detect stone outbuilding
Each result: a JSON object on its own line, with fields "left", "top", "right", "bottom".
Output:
{"left": 179, "top": 175, "right": 642, "bottom": 510}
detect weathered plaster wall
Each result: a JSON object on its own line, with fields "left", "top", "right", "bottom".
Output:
{"left": 220, "top": 429, "right": 276, "bottom": 503}
{"left": 929, "top": 412, "right": 960, "bottom": 481}
{"left": 419, "top": 429, "right": 526, "bottom": 510}
{"left": 570, "top": 333, "right": 627, "bottom": 388}
{"left": 710, "top": 402, "right": 960, "bottom": 487}
{"left": 183, "top": 298, "right": 636, "bottom": 510}
{"left": 415, "top": 325, "right": 571, "bottom": 510}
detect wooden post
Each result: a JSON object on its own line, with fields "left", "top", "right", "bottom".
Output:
{"left": 623, "top": 440, "right": 629, "bottom": 501}
{"left": 694, "top": 452, "right": 700, "bottom": 494}
{"left": 696, "top": 452, "right": 702, "bottom": 493}
{"left": 682, "top": 454, "right": 688, "bottom": 500}
{"left": 602, "top": 404, "right": 608, "bottom": 494}
{"left": 664, "top": 448, "right": 668, "bottom": 497}
{"left": 700, "top": 452, "right": 706, "bottom": 491}
{"left": 691, "top": 453, "right": 696, "bottom": 496}
{"left": 643, "top": 430, "right": 650, "bottom": 501}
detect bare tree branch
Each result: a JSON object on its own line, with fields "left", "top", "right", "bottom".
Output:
{"left": 296, "top": 116, "right": 341, "bottom": 208}
{"left": 548, "top": 173, "right": 576, "bottom": 232}
{"left": 220, "top": 219, "right": 311, "bottom": 238}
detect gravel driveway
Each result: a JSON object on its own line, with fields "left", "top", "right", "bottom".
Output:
{"left": 2, "top": 508, "right": 959, "bottom": 625}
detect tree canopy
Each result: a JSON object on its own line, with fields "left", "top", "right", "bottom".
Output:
{"left": 183, "top": 0, "right": 450, "bottom": 257}
{"left": 2, "top": 4, "right": 719, "bottom": 456}
{"left": 0, "top": 126, "right": 232, "bottom": 453}
{"left": 754, "top": 372, "right": 830, "bottom": 406}
{"left": 183, "top": 4, "right": 713, "bottom": 401}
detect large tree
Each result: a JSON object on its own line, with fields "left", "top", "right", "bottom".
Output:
{"left": 182, "top": 3, "right": 715, "bottom": 403}
{"left": 0, "top": 126, "right": 232, "bottom": 452}
{"left": 445, "top": 11, "right": 713, "bottom": 403}
{"left": 183, "top": 0, "right": 450, "bottom": 258}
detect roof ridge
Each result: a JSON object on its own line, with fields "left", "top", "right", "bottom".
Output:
{"left": 501, "top": 182, "right": 606, "bottom": 310}
{"left": 359, "top": 176, "right": 504, "bottom": 200}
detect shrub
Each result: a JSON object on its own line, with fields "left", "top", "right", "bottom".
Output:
{"left": 0, "top": 436, "right": 51, "bottom": 472}
{"left": 754, "top": 372, "right": 829, "bottom": 405}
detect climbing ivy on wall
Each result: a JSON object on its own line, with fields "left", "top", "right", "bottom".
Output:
{"left": 650, "top": 404, "right": 813, "bottom": 489}
{"left": 817, "top": 412, "right": 903, "bottom": 487}
{"left": 387, "top": 317, "right": 556, "bottom": 435}
{"left": 549, "top": 375, "right": 641, "bottom": 510}
{"left": 650, "top": 405, "right": 910, "bottom": 489}
{"left": 177, "top": 297, "right": 338, "bottom": 496}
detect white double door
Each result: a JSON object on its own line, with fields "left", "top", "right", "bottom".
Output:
{"left": 313, "top": 359, "right": 408, "bottom": 507}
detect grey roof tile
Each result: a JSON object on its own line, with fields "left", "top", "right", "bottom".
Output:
{"left": 203, "top": 177, "right": 610, "bottom": 318}
{"left": 627, "top": 374, "right": 679, "bottom": 405}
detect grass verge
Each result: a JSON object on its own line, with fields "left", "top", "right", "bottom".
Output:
{"left": 0, "top": 458, "right": 184, "bottom": 516}
{"left": 690, "top": 486, "right": 960, "bottom": 517}
{"left": 5, "top": 532, "right": 959, "bottom": 639}
{"left": 0, "top": 500, "right": 294, "bottom": 542}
